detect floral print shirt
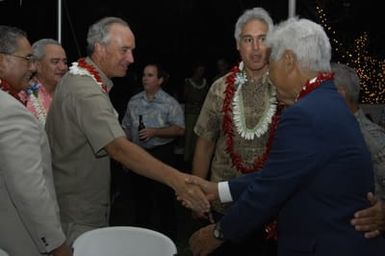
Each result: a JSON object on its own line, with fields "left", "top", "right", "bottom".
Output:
{"left": 355, "top": 108, "right": 385, "bottom": 199}
{"left": 19, "top": 80, "right": 52, "bottom": 125}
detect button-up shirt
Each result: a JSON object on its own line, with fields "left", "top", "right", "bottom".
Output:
{"left": 122, "top": 89, "right": 184, "bottom": 149}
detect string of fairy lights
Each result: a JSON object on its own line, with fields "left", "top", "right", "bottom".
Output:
{"left": 315, "top": 4, "right": 385, "bottom": 104}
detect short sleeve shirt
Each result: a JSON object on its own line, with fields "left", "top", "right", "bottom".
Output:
{"left": 194, "top": 73, "right": 274, "bottom": 213}
{"left": 45, "top": 57, "right": 125, "bottom": 226}
{"left": 122, "top": 89, "right": 184, "bottom": 149}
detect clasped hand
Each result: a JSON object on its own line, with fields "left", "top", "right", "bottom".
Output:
{"left": 176, "top": 175, "right": 218, "bottom": 217}
{"left": 177, "top": 176, "right": 385, "bottom": 240}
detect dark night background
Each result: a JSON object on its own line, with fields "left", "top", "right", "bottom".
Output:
{"left": 1, "top": 0, "right": 384, "bottom": 110}
{"left": 1, "top": 1, "right": 384, "bottom": 252}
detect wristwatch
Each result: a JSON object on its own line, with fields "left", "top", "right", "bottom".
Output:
{"left": 213, "top": 222, "right": 225, "bottom": 241}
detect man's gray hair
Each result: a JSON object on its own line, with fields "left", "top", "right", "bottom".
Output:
{"left": 332, "top": 62, "right": 360, "bottom": 104}
{"left": 86, "top": 17, "right": 129, "bottom": 56}
{"left": 0, "top": 25, "right": 27, "bottom": 54}
{"left": 32, "top": 38, "right": 62, "bottom": 61}
{"left": 234, "top": 7, "right": 274, "bottom": 42}
{"left": 266, "top": 17, "right": 331, "bottom": 72}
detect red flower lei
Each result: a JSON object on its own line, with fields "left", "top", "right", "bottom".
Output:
{"left": 0, "top": 79, "right": 26, "bottom": 105}
{"left": 297, "top": 72, "right": 334, "bottom": 100}
{"left": 77, "top": 58, "right": 108, "bottom": 94}
{"left": 222, "top": 65, "right": 282, "bottom": 174}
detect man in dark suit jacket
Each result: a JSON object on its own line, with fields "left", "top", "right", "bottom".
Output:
{"left": 189, "top": 18, "right": 385, "bottom": 256}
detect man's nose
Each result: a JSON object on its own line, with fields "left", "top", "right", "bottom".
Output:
{"left": 58, "top": 60, "right": 68, "bottom": 71}
{"left": 126, "top": 51, "right": 134, "bottom": 64}
{"left": 252, "top": 39, "right": 261, "bottom": 50}
{"left": 29, "top": 60, "right": 37, "bottom": 73}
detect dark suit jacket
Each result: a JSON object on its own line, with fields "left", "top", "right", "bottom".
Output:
{"left": 220, "top": 81, "right": 385, "bottom": 255}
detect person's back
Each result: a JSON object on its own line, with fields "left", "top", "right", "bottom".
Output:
{"left": 275, "top": 81, "right": 381, "bottom": 254}
{"left": 190, "top": 16, "right": 385, "bottom": 256}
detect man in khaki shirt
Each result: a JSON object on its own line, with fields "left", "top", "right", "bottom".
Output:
{"left": 46, "top": 17, "right": 208, "bottom": 244}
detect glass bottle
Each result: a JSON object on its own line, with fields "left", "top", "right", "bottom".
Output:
{"left": 138, "top": 115, "right": 146, "bottom": 141}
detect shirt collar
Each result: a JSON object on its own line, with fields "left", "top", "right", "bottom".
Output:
{"left": 85, "top": 57, "right": 114, "bottom": 90}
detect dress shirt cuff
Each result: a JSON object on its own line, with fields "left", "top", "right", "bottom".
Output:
{"left": 218, "top": 181, "right": 233, "bottom": 203}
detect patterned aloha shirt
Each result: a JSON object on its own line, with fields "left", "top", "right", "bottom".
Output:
{"left": 122, "top": 89, "right": 184, "bottom": 149}
{"left": 194, "top": 72, "right": 275, "bottom": 213}
{"left": 19, "top": 80, "right": 52, "bottom": 125}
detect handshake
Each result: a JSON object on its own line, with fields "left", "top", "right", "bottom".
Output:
{"left": 173, "top": 173, "right": 219, "bottom": 217}
{"left": 173, "top": 172, "right": 385, "bottom": 240}
{"left": 173, "top": 172, "right": 385, "bottom": 256}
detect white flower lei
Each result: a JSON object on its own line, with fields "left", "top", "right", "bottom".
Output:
{"left": 29, "top": 92, "right": 47, "bottom": 125}
{"left": 69, "top": 61, "right": 104, "bottom": 91}
{"left": 25, "top": 82, "right": 47, "bottom": 125}
{"left": 232, "top": 62, "right": 277, "bottom": 140}
{"left": 69, "top": 60, "right": 119, "bottom": 118}
{"left": 187, "top": 78, "right": 207, "bottom": 89}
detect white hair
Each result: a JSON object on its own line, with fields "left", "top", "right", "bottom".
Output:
{"left": 32, "top": 38, "right": 62, "bottom": 61}
{"left": 266, "top": 17, "right": 331, "bottom": 72}
{"left": 234, "top": 7, "right": 274, "bottom": 43}
{"left": 86, "top": 17, "right": 129, "bottom": 56}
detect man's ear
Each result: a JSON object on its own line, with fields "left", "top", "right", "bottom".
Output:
{"left": 94, "top": 42, "right": 104, "bottom": 54}
{"left": 35, "top": 61, "right": 42, "bottom": 72}
{"left": 159, "top": 77, "right": 164, "bottom": 86}
{"left": 0, "top": 54, "right": 6, "bottom": 74}
{"left": 283, "top": 50, "right": 296, "bottom": 72}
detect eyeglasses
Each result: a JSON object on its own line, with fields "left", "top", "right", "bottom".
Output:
{"left": 0, "top": 52, "right": 35, "bottom": 64}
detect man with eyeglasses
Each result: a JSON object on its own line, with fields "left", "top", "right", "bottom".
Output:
{"left": 0, "top": 25, "right": 72, "bottom": 256}
{"left": 19, "top": 39, "right": 68, "bottom": 125}
{"left": 0, "top": 52, "right": 34, "bottom": 62}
